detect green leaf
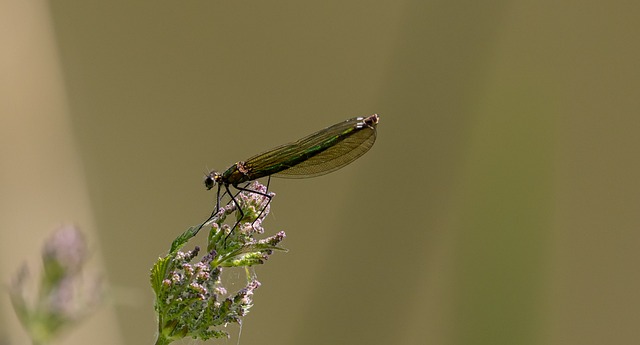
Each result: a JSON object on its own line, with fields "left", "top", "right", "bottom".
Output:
{"left": 150, "top": 254, "right": 174, "bottom": 293}
{"left": 170, "top": 226, "right": 200, "bottom": 253}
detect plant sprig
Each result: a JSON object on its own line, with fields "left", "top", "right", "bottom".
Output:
{"left": 150, "top": 181, "right": 286, "bottom": 345}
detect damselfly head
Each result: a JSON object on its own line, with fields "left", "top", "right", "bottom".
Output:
{"left": 204, "top": 171, "right": 220, "bottom": 190}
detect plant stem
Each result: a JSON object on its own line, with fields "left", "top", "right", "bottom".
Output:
{"left": 154, "top": 334, "right": 172, "bottom": 345}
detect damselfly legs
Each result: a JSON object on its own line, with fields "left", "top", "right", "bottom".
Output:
{"left": 200, "top": 177, "right": 274, "bottom": 242}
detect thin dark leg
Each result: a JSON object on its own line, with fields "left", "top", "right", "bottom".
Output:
{"left": 232, "top": 183, "right": 273, "bottom": 231}
{"left": 222, "top": 182, "right": 274, "bottom": 244}
{"left": 215, "top": 183, "right": 222, "bottom": 215}
{"left": 258, "top": 176, "right": 273, "bottom": 223}
{"left": 193, "top": 183, "right": 223, "bottom": 236}
{"left": 223, "top": 184, "right": 246, "bottom": 244}
{"left": 259, "top": 176, "right": 272, "bottom": 222}
{"left": 195, "top": 182, "right": 254, "bottom": 238}
{"left": 230, "top": 182, "right": 251, "bottom": 200}
{"left": 233, "top": 183, "right": 273, "bottom": 199}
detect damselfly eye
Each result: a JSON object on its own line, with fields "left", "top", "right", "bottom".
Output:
{"left": 204, "top": 174, "right": 216, "bottom": 190}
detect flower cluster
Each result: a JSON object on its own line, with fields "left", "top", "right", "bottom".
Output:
{"left": 152, "top": 247, "right": 260, "bottom": 342}
{"left": 151, "top": 181, "right": 286, "bottom": 345}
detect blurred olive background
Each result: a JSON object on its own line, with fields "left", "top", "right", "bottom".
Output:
{"left": 2, "top": 0, "right": 640, "bottom": 344}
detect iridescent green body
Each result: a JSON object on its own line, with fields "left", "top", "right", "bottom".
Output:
{"left": 206, "top": 114, "right": 379, "bottom": 188}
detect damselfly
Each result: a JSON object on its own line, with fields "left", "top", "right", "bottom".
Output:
{"left": 201, "top": 114, "right": 379, "bottom": 237}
